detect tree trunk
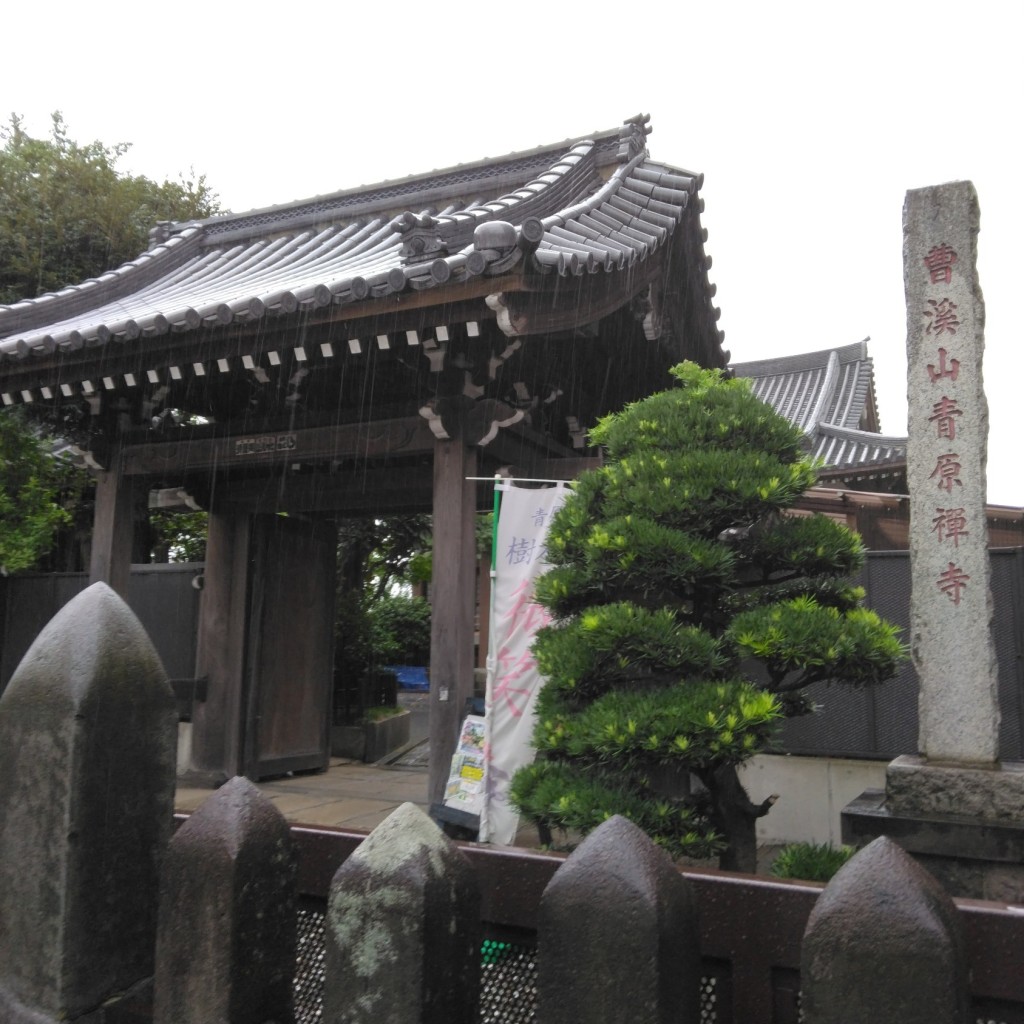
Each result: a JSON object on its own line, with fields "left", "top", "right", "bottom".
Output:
{"left": 703, "top": 764, "right": 778, "bottom": 874}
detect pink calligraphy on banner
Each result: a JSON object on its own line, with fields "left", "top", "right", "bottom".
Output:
{"left": 481, "top": 481, "right": 570, "bottom": 844}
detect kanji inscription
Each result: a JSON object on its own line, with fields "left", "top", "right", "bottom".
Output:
{"left": 923, "top": 297, "right": 960, "bottom": 336}
{"left": 928, "top": 396, "right": 963, "bottom": 440}
{"left": 904, "top": 180, "right": 998, "bottom": 762}
{"left": 926, "top": 347, "right": 960, "bottom": 382}
{"left": 929, "top": 452, "right": 963, "bottom": 492}
{"left": 931, "top": 507, "right": 969, "bottom": 547}
{"left": 923, "top": 243, "right": 957, "bottom": 284}
{"left": 936, "top": 562, "right": 970, "bottom": 605}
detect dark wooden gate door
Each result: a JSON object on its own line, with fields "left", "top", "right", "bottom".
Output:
{"left": 243, "top": 515, "right": 336, "bottom": 779}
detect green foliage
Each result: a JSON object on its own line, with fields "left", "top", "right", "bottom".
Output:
{"left": 148, "top": 509, "right": 209, "bottom": 563}
{"left": 770, "top": 841, "right": 855, "bottom": 882}
{"left": 0, "top": 410, "right": 76, "bottom": 573}
{"left": 532, "top": 603, "right": 727, "bottom": 707}
{"left": 0, "top": 113, "right": 219, "bottom": 304}
{"left": 334, "top": 516, "right": 432, "bottom": 698}
{"left": 0, "top": 115, "right": 219, "bottom": 571}
{"left": 534, "top": 680, "right": 780, "bottom": 768}
{"left": 511, "top": 364, "right": 905, "bottom": 866}
{"left": 366, "top": 594, "right": 432, "bottom": 667}
{"left": 337, "top": 515, "right": 432, "bottom": 598}
{"left": 729, "top": 597, "right": 906, "bottom": 691}
{"left": 509, "top": 760, "right": 720, "bottom": 859}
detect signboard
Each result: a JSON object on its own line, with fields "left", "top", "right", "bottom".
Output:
{"left": 442, "top": 714, "right": 486, "bottom": 816}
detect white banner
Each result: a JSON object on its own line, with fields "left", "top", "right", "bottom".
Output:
{"left": 480, "top": 481, "right": 569, "bottom": 844}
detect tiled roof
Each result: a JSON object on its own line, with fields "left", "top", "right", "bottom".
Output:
{"left": 0, "top": 116, "right": 721, "bottom": 386}
{"left": 731, "top": 341, "right": 907, "bottom": 472}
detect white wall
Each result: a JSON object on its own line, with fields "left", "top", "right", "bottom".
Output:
{"left": 177, "top": 722, "right": 192, "bottom": 777}
{"left": 738, "top": 753, "right": 886, "bottom": 846}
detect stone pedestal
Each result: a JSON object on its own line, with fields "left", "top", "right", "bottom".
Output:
{"left": 843, "top": 757, "right": 1024, "bottom": 901}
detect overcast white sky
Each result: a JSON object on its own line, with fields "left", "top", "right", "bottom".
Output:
{"left": 3, "top": 1, "right": 1021, "bottom": 503}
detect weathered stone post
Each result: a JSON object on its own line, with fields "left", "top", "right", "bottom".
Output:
{"left": 903, "top": 180, "right": 999, "bottom": 765}
{"left": 323, "top": 801, "right": 481, "bottom": 1024}
{"left": 801, "top": 836, "right": 970, "bottom": 1024}
{"left": 536, "top": 815, "right": 702, "bottom": 1024}
{"left": 0, "top": 582, "right": 177, "bottom": 1023}
{"left": 843, "top": 182, "right": 1024, "bottom": 899}
{"left": 153, "top": 776, "right": 298, "bottom": 1024}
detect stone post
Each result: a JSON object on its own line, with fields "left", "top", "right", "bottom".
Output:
{"left": 802, "top": 837, "right": 969, "bottom": 1024}
{"left": 323, "top": 802, "right": 481, "bottom": 1024}
{"left": 153, "top": 776, "right": 298, "bottom": 1024}
{"left": 843, "top": 182, "right": 1024, "bottom": 901}
{"left": 903, "top": 180, "right": 999, "bottom": 764}
{"left": 0, "top": 583, "right": 177, "bottom": 1023}
{"left": 537, "top": 815, "right": 702, "bottom": 1024}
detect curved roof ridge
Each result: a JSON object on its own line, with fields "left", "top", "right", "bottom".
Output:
{"left": 186, "top": 130, "right": 627, "bottom": 247}
{"left": 816, "top": 421, "right": 908, "bottom": 446}
{"left": 0, "top": 227, "right": 206, "bottom": 338}
{"left": 731, "top": 339, "right": 869, "bottom": 377}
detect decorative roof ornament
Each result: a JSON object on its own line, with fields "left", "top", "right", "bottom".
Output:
{"left": 617, "top": 113, "right": 652, "bottom": 163}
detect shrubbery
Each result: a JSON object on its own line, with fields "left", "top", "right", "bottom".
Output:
{"left": 511, "top": 364, "right": 904, "bottom": 870}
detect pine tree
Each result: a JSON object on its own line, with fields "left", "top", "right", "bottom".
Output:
{"left": 510, "top": 363, "right": 904, "bottom": 871}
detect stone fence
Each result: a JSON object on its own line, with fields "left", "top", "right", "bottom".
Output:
{"left": 1, "top": 584, "right": 1022, "bottom": 1023}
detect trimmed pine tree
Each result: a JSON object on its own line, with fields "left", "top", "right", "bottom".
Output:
{"left": 510, "top": 363, "right": 904, "bottom": 871}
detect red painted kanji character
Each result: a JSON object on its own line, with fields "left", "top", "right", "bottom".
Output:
{"left": 932, "top": 507, "right": 969, "bottom": 547}
{"left": 929, "top": 396, "right": 964, "bottom": 441}
{"left": 501, "top": 579, "right": 552, "bottom": 634}
{"left": 923, "top": 243, "right": 957, "bottom": 284}
{"left": 930, "top": 452, "right": 963, "bottom": 493}
{"left": 923, "top": 298, "right": 960, "bottom": 336}
{"left": 926, "top": 347, "right": 960, "bottom": 383}
{"left": 936, "top": 562, "right": 970, "bottom": 605}
{"left": 493, "top": 646, "right": 539, "bottom": 718}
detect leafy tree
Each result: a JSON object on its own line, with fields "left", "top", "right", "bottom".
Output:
{"left": 337, "top": 515, "right": 432, "bottom": 599}
{"left": 510, "top": 364, "right": 904, "bottom": 871}
{"left": 367, "top": 594, "right": 432, "bottom": 667}
{"left": 0, "top": 410, "right": 79, "bottom": 574}
{"left": 0, "top": 114, "right": 219, "bottom": 571}
{"left": 0, "top": 112, "right": 218, "bottom": 304}
{"left": 334, "top": 516, "right": 433, "bottom": 716}
{"left": 148, "top": 509, "right": 208, "bottom": 563}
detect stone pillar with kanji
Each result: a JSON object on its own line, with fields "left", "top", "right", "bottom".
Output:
{"left": 843, "top": 181, "right": 1024, "bottom": 902}
{"left": 904, "top": 180, "right": 999, "bottom": 765}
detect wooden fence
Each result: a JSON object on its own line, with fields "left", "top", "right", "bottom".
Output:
{"left": 1, "top": 583, "right": 1023, "bottom": 1024}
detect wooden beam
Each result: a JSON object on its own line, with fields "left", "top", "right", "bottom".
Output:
{"left": 428, "top": 436, "right": 479, "bottom": 806}
{"left": 121, "top": 416, "right": 436, "bottom": 477}
{"left": 216, "top": 466, "right": 437, "bottom": 515}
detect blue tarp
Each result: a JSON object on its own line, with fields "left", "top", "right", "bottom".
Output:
{"left": 386, "top": 665, "right": 429, "bottom": 691}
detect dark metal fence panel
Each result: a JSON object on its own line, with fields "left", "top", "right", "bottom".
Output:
{"left": 275, "top": 824, "right": 1024, "bottom": 1024}
{"left": 0, "top": 564, "right": 203, "bottom": 693}
{"left": 993, "top": 548, "right": 1024, "bottom": 758}
{"left": 779, "top": 549, "right": 1024, "bottom": 760}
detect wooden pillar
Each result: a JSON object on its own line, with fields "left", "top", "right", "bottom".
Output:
{"left": 88, "top": 459, "right": 135, "bottom": 600}
{"left": 190, "top": 509, "right": 251, "bottom": 782}
{"left": 428, "top": 437, "right": 478, "bottom": 805}
{"left": 477, "top": 552, "right": 491, "bottom": 670}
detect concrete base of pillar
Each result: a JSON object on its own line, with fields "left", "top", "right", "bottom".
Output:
{"left": 886, "top": 754, "right": 1024, "bottom": 820}
{"left": 842, "top": 780, "right": 1024, "bottom": 902}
